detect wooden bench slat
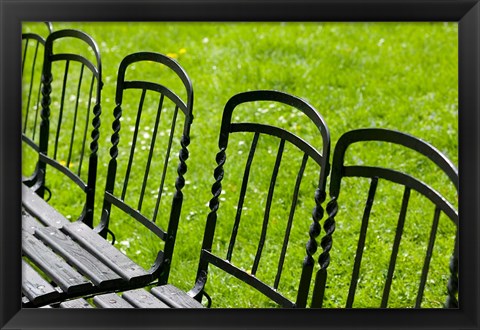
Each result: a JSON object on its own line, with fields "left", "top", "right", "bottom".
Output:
{"left": 122, "top": 289, "right": 170, "bottom": 308}
{"left": 22, "top": 184, "right": 70, "bottom": 228}
{"left": 151, "top": 285, "right": 204, "bottom": 308}
{"left": 34, "top": 226, "right": 125, "bottom": 289}
{"left": 22, "top": 230, "right": 93, "bottom": 294}
{"left": 93, "top": 293, "right": 134, "bottom": 308}
{"left": 59, "top": 298, "right": 94, "bottom": 308}
{"left": 62, "top": 222, "right": 151, "bottom": 284}
{"left": 22, "top": 209, "right": 45, "bottom": 234}
{"left": 22, "top": 260, "right": 61, "bottom": 305}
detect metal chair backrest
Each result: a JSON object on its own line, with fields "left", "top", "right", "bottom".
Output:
{"left": 37, "top": 29, "right": 102, "bottom": 227}
{"left": 193, "top": 90, "right": 330, "bottom": 307}
{"left": 97, "top": 52, "right": 194, "bottom": 285}
{"left": 311, "top": 128, "right": 458, "bottom": 308}
{"left": 22, "top": 22, "right": 52, "bottom": 187}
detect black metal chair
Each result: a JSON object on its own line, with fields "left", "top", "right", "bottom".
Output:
{"left": 93, "top": 51, "right": 194, "bottom": 285}
{"left": 310, "top": 128, "right": 458, "bottom": 308}
{"left": 31, "top": 29, "right": 102, "bottom": 227}
{"left": 184, "top": 90, "right": 330, "bottom": 307}
{"left": 21, "top": 22, "right": 53, "bottom": 189}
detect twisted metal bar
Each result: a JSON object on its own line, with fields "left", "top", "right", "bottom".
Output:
{"left": 318, "top": 197, "right": 337, "bottom": 270}
{"left": 109, "top": 104, "right": 122, "bottom": 160}
{"left": 159, "top": 133, "right": 192, "bottom": 285}
{"left": 96, "top": 103, "right": 122, "bottom": 237}
{"left": 89, "top": 103, "right": 101, "bottom": 158}
{"left": 445, "top": 254, "right": 458, "bottom": 308}
{"left": 303, "top": 188, "right": 326, "bottom": 268}
{"left": 208, "top": 148, "right": 226, "bottom": 215}
{"left": 39, "top": 73, "right": 53, "bottom": 150}
{"left": 309, "top": 196, "right": 337, "bottom": 307}
{"left": 36, "top": 72, "right": 53, "bottom": 198}
{"left": 174, "top": 135, "right": 190, "bottom": 199}
{"left": 195, "top": 147, "right": 227, "bottom": 294}
{"left": 200, "top": 147, "right": 227, "bottom": 256}
{"left": 83, "top": 102, "right": 101, "bottom": 227}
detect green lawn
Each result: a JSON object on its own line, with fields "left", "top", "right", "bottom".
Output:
{"left": 22, "top": 21, "right": 458, "bottom": 308}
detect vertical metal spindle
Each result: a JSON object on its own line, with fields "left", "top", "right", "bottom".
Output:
{"left": 32, "top": 78, "right": 43, "bottom": 141}
{"left": 274, "top": 153, "right": 308, "bottom": 289}
{"left": 346, "top": 177, "right": 378, "bottom": 308}
{"left": 24, "top": 41, "right": 40, "bottom": 133}
{"left": 121, "top": 89, "right": 147, "bottom": 200}
{"left": 78, "top": 75, "right": 95, "bottom": 177}
{"left": 251, "top": 139, "right": 285, "bottom": 275}
{"left": 67, "top": 64, "right": 85, "bottom": 168}
{"left": 152, "top": 105, "right": 179, "bottom": 222}
{"left": 138, "top": 94, "right": 164, "bottom": 212}
{"left": 226, "top": 132, "right": 260, "bottom": 261}
{"left": 53, "top": 60, "right": 70, "bottom": 160}
{"left": 22, "top": 39, "right": 29, "bottom": 74}
{"left": 381, "top": 186, "right": 410, "bottom": 307}
{"left": 415, "top": 205, "right": 441, "bottom": 308}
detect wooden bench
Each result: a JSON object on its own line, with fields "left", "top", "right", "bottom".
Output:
{"left": 22, "top": 50, "right": 194, "bottom": 307}
{"left": 24, "top": 91, "right": 458, "bottom": 309}
{"left": 22, "top": 29, "right": 458, "bottom": 308}
{"left": 22, "top": 184, "right": 152, "bottom": 306}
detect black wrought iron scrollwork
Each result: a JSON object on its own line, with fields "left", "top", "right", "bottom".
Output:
{"left": 318, "top": 196, "right": 337, "bottom": 271}
{"left": 83, "top": 102, "right": 102, "bottom": 227}
{"left": 304, "top": 188, "right": 326, "bottom": 268}
{"left": 208, "top": 147, "right": 226, "bottom": 215}
{"left": 109, "top": 104, "right": 122, "bottom": 160}
{"left": 174, "top": 135, "right": 190, "bottom": 199}
{"left": 89, "top": 103, "right": 101, "bottom": 157}
{"left": 193, "top": 147, "right": 227, "bottom": 298}
{"left": 39, "top": 73, "right": 53, "bottom": 147}
{"left": 310, "top": 195, "right": 337, "bottom": 308}
{"left": 35, "top": 72, "right": 53, "bottom": 198}
{"left": 445, "top": 254, "right": 458, "bottom": 308}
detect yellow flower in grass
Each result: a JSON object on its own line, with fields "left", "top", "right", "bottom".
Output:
{"left": 166, "top": 53, "right": 178, "bottom": 59}
{"left": 179, "top": 48, "right": 187, "bottom": 55}
{"left": 59, "top": 160, "right": 75, "bottom": 168}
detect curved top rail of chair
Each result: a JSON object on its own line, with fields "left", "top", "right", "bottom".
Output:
{"left": 22, "top": 33, "right": 46, "bottom": 44}
{"left": 115, "top": 51, "right": 194, "bottom": 112}
{"left": 330, "top": 128, "right": 458, "bottom": 196}
{"left": 220, "top": 90, "right": 330, "bottom": 155}
{"left": 45, "top": 29, "right": 102, "bottom": 81}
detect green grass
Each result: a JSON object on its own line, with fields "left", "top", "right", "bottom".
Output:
{"left": 22, "top": 22, "right": 458, "bottom": 308}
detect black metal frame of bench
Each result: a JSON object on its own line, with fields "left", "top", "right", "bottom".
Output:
{"left": 31, "top": 117, "right": 459, "bottom": 309}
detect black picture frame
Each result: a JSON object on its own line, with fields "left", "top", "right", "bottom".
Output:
{"left": 1, "top": 0, "right": 478, "bottom": 329}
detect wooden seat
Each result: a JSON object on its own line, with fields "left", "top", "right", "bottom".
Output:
{"left": 57, "top": 285, "right": 204, "bottom": 309}
{"left": 310, "top": 128, "right": 458, "bottom": 308}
